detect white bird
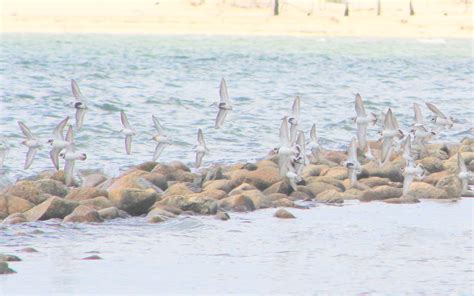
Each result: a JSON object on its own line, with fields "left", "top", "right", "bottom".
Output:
{"left": 364, "top": 143, "right": 381, "bottom": 166}
{"left": 402, "top": 134, "right": 415, "bottom": 164}
{"left": 215, "top": 78, "right": 232, "bottom": 129}
{"left": 402, "top": 161, "right": 425, "bottom": 196}
{"left": 47, "top": 116, "right": 71, "bottom": 170}
{"left": 381, "top": 108, "right": 403, "bottom": 165}
{"left": 286, "top": 169, "right": 302, "bottom": 192}
{"left": 151, "top": 115, "right": 171, "bottom": 161}
{"left": 426, "top": 102, "right": 454, "bottom": 130}
{"left": 0, "top": 138, "right": 9, "bottom": 168}
{"left": 457, "top": 153, "right": 474, "bottom": 194}
{"left": 195, "top": 128, "right": 209, "bottom": 168}
{"left": 343, "top": 137, "right": 361, "bottom": 187}
{"left": 288, "top": 96, "right": 300, "bottom": 144}
{"left": 412, "top": 103, "right": 424, "bottom": 127}
{"left": 292, "top": 131, "right": 308, "bottom": 175}
{"left": 278, "top": 116, "right": 295, "bottom": 177}
{"left": 411, "top": 103, "right": 436, "bottom": 148}
{"left": 18, "top": 121, "right": 42, "bottom": 170}
{"left": 307, "top": 123, "right": 321, "bottom": 163}
{"left": 71, "top": 79, "right": 87, "bottom": 130}
{"left": 120, "top": 111, "right": 136, "bottom": 155}
{"left": 61, "top": 126, "right": 87, "bottom": 186}
{"left": 353, "top": 93, "right": 376, "bottom": 151}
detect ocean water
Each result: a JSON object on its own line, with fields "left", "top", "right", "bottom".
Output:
{"left": 0, "top": 35, "right": 473, "bottom": 295}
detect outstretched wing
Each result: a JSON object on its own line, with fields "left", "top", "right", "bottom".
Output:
{"left": 426, "top": 102, "right": 446, "bottom": 119}
{"left": 50, "top": 148, "right": 61, "bottom": 171}
{"left": 292, "top": 96, "right": 300, "bottom": 119}
{"left": 120, "top": 111, "right": 131, "bottom": 129}
{"left": 355, "top": 93, "right": 367, "bottom": 116}
{"left": 54, "top": 116, "right": 69, "bottom": 140}
{"left": 413, "top": 103, "right": 423, "bottom": 124}
{"left": 219, "top": 78, "right": 230, "bottom": 104}
{"left": 384, "top": 108, "right": 395, "bottom": 130}
{"left": 348, "top": 137, "right": 357, "bottom": 161}
{"left": 71, "top": 79, "right": 84, "bottom": 103}
{"left": 215, "top": 109, "right": 228, "bottom": 129}
{"left": 18, "top": 121, "right": 33, "bottom": 140}
{"left": 153, "top": 143, "right": 167, "bottom": 161}
{"left": 197, "top": 128, "right": 206, "bottom": 148}
{"left": 279, "top": 117, "right": 290, "bottom": 147}
{"left": 152, "top": 115, "right": 165, "bottom": 135}
{"left": 125, "top": 135, "right": 132, "bottom": 155}
{"left": 310, "top": 124, "right": 317, "bottom": 142}
{"left": 24, "top": 147, "right": 37, "bottom": 169}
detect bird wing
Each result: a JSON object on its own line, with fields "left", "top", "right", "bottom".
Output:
{"left": 50, "top": 148, "right": 61, "bottom": 171}
{"left": 278, "top": 154, "right": 291, "bottom": 178}
{"left": 215, "top": 108, "right": 228, "bottom": 129}
{"left": 71, "top": 79, "right": 84, "bottom": 103}
{"left": 289, "top": 123, "right": 298, "bottom": 145}
{"left": 125, "top": 135, "right": 132, "bottom": 155}
{"left": 18, "top": 121, "right": 33, "bottom": 140}
{"left": 413, "top": 103, "right": 423, "bottom": 124}
{"left": 292, "top": 96, "right": 300, "bottom": 119}
{"left": 120, "top": 111, "right": 131, "bottom": 129}
{"left": 279, "top": 117, "right": 290, "bottom": 147}
{"left": 348, "top": 167, "right": 357, "bottom": 187}
{"left": 0, "top": 150, "right": 5, "bottom": 167}
{"left": 348, "top": 137, "right": 357, "bottom": 161}
{"left": 384, "top": 108, "right": 395, "bottom": 130}
{"left": 297, "top": 131, "right": 306, "bottom": 153}
{"left": 197, "top": 128, "right": 206, "bottom": 147}
{"left": 391, "top": 111, "right": 400, "bottom": 130}
{"left": 153, "top": 143, "right": 167, "bottom": 161}
{"left": 219, "top": 78, "right": 230, "bottom": 104}
{"left": 402, "top": 174, "right": 414, "bottom": 196}
{"left": 382, "top": 137, "right": 393, "bottom": 163}
{"left": 152, "top": 115, "right": 165, "bottom": 135}
{"left": 195, "top": 151, "right": 204, "bottom": 168}
{"left": 356, "top": 123, "right": 367, "bottom": 151}
{"left": 64, "top": 159, "right": 75, "bottom": 186}
{"left": 24, "top": 147, "right": 37, "bottom": 169}
{"left": 54, "top": 116, "right": 69, "bottom": 140}
{"left": 457, "top": 153, "right": 467, "bottom": 173}
{"left": 355, "top": 93, "right": 367, "bottom": 116}
{"left": 310, "top": 124, "right": 317, "bottom": 142}
{"left": 75, "top": 108, "right": 86, "bottom": 131}
{"left": 65, "top": 126, "right": 75, "bottom": 152}
{"left": 426, "top": 102, "right": 447, "bottom": 119}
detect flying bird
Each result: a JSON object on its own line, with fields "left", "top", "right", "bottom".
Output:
{"left": 47, "top": 116, "right": 71, "bottom": 170}
{"left": 426, "top": 102, "right": 454, "bottom": 130}
{"left": 195, "top": 128, "right": 209, "bottom": 168}
{"left": 0, "top": 138, "right": 9, "bottom": 168}
{"left": 278, "top": 116, "right": 295, "bottom": 177}
{"left": 307, "top": 123, "right": 321, "bottom": 163}
{"left": 151, "top": 115, "right": 171, "bottom": 161}
{"left": 288, "top": 96, "right": 300, "bottom": 144}
{"left": 343, "top": 137, "right": 361, "bottom": 187}
{"left": 353, "top": 93, "right": 376, "bottom": 150}
{"left": 120, "top": 111, "right": 136, "bottom": 155}
{"left": 61, "top": 126, "right": 87, "bottom": 186}
{"left": 215, "top": 78, "right": 232, "bottom": 129}
{"left": 71, "top": 79, "right": 88, "bottom": 130}
{"left": 402, "top": 161, "right": 425, "bottom": 196}
{"left": 457, "top": 153, "right": 474, "bottom": 194}
{"left": 18, "top": 121, "right": 42, "bottom": 170}
{"left": 380, "top": 108, "right": 403, "bottom": 165}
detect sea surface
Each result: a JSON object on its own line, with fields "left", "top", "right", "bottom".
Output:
{"left": 0, "top": 35, "right": 473, "bottom": 295}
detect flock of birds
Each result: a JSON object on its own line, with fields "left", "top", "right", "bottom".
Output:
{"left": 0, "top": 78, "right": 472, "bottom": 195}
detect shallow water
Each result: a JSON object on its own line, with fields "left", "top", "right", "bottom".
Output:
{"left": 0, "top": 199, "right": 473, "bottom": 295}
{"left": 0, "top": 35, "right": 473, "bottom": 184}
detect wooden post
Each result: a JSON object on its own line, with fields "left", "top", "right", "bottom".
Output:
{"left": 409, "top": 0, "right": 415, "bottom": 16}
{"left": 274, "top": 0, "right": 279, "bottom": 16}
{"left": 344, "top": 1, "right": 349, "bottom": 16}
{"left": 377, "top": 0, "right": 381, "bottom": 16}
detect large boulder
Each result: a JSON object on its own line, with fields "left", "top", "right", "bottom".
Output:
{"left": 229, "top": 183, "right": 258, "bottom": 196}
{"left": 321, "top": 167, "right": 349, "bottom": 180}
{"left": 406, "top": 182, "right": 448, "bottom": 199}
{"left": 305, "top": 176, "right": 345, "bottom": 191}
{"left": 196, "top": 189, "right": 227, "bottom": 200}
{"left": 240, "top": 190, "right": 272, "bottom": 209}
{"left": 274, "top": 208, "right": 296, "bottom": 219}
{"left": 3, "top": 181, "right": 49, "bottom": 204}
{"left": 271, "top": 197, "right": 296, "bottom": 208}
{"left": 359, "top": 186, "right": 402, "bottom": 202}
{"left": 362, "top": 159, "right": 404, "bottom": 182}
{"left": 359, "top": 177, "right": 396, "bottom": 188}
{"left": 436, "top": 175, "right": 463, "bottom": 198}
{"left": 315, "top": 190, "right": 344, "bottom": 204}
{"left": 321, "top": 150, "right": 346, "bottom": 165}
{"left": 218, "top": 194, "right": 256, "bottom": 212}
{"left": 65, "top": 187, "right": 108, "bottom": 201}
{"left": 146, "top": 207, "right": 177, "bottom": 222}
{"left": 63, "top": 205, "right": 103, "bottom": 223}
{"left": 151, "top": 163, "right": 194, "bottom": 182}
{"left": 301, "top": 164, "right": 329, "bottom": 178}
{"left": 156, "top": 195, "right": 217, "bottom": 215}
{"left": 134, "top": 161, "right": 158, "bottom": 172}
{"left": 163, "top": 182, "right": 201, "bottom": 197}
{"left": 23, "top": 196, "right": 79, "bottom": 221}
{"left": 33, "top": 179, "right": 69, "bottom": 197}
{"left": 141, "top": 173, "right": 168, "bottom": 191}
{"left": 417, "top": 157, "right": 444, "bottom": 174}
{"left": 228, "top": 166, "right": 280, "bottom": 191}
{"left": 263, "top": 180, "right": 293, "bottom": 195}
{"left": 422, "top": 170, "right": 450, "bottom": 185}
{"left": 108, "top": 188, "right": 158, "bottom": 216}
{"left": 203, "top": 179, "right": 235, "bottom": 193}
{"left": 0, "top": 262, "right": 16, "bottom": 274}
{"left": 79, "top": 196, "right": 113, "bottom": 210}
{"left": 107, "top": 170, "right": 162, "bottom": 192}
{"left": 305, "top": 182, "right": 341, "bottom": 197}
{"left": 98, "top": 207, "right": 129, "bottom": 220}
{"left": 2, "top": 213, "right": 28, "bottom": 225}
{"left": 0, "top": 194, "right": 35, "bottom": 219}
{"left": 82, "top": 173, "right": 107, "bottom": 188}
{"left": 383, "top": 197, "right": 420, "bottom": 204}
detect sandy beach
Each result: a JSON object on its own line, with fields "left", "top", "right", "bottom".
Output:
{"left": 1, "top": 0, "right": 473, "bottom": 38}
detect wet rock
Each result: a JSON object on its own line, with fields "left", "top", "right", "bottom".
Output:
{"left": 266, "top": 193, "right": 287, "bottom": 202}
{"left": 82, "top": 255, "right": 102, "bottom": 260}
{"left": 203, "top": 179, "right": 235, "bottom": 193}
{"left": 65, "top": 187, "right": 108, "bottom": 201}
{"left": 79, "top": 196, "right": 113, "bottom": 210}
{"left": 315, "top": 190, "right": 344, "bottom": 204}
{"left": 148, "top": 215, "right": 166, "bottom": 223}
{"left": 406, "top": 182, "right": 449, "bottom": 199}
{"left": 82, "top": 173, "right": 107, "bottom": 188}
{"left": 3, "top": 181, "right": 49, "bottom": 204}
{"left": 23, "top": 197, "right": 79, "bottom": 221}
{"left": 107, "top": 170, "right": 162, "bottom": 193}
{"left": 295, "top": 186, "right": 315, "bottom": 199}
{"left": 203, "top": 165, "right": 225, "bottom": 182}
{"left": 168, "top": 161, "right": 191, "bottom": 172}
{"left": 229, "top": 183, "right": 258, "bottom": 196}
{"left": 157, "top": 195, "right": 217, "bottom": 215}
{"left": 196, "top": 189, "right": 227, "bottom": 200}
{"left": 321, "top": 167, "right": 348, "bottom": 180}
{"left": 362, "top": 159, "right": 404, "bottom": 182}
{"left": 241, "top": 190, "right": 272, "bottom": 209}
{"left": 33, "top": 179, "right": 69, "bottom": 197}
{"left": 306, "top": 176, "right": 345, "bottom": 191}
{"left": 98, "top": 207, "right": 129, "bottom": 220}
{"left": 423, "top": 170, "right": 450, "bottom": 185}
{"left": 274, "top": 208, "right": 296, "bottom": 219}
{"left": 0, "top": 262, "right": 16, "bottom": 274}
{"left": 321, "top": 150, "right": 346, "bottom": 165}
{"left": 384, "top": 197, "right": 420, "bottom": 204}
{"left": 301, "top": 164, "right": 329, "bottom": 178}
{"left": 359, "top": 177, "right": 394, "bottom": 188}
{"left": 263, "top": 180, "right": 293, "bottom": 195}
{"left": 215, "top": 211, "right": 230, "bottom": 221}
{"left": 19, "top": 247, "right": 38, "bottom": 253}
{"left": 218, "top": 194, "right": 256, "bottom": 212}
{"left": 2, "top": 213, "right": 28, "bottom": 225}
{"left": 417, "top": 157, "right": 444, "bottom": 173}
{"left": 0, "top": 194, "right": 35, "bottom": 219}
{"left": 146, "top": 207, "right": 177, "bottom": 220}
{"left": 63, "top": 205, "right": 103, "bottom": 223}
{"left": 341, "top": 179, "right": 371, "bottom": 191}
{"left": 271, "top": 198, "right": 295, "bottom": 208}
{"left": 289, "top": 191, "right": 311, "bottom": 201}
{"left": 142, "top": 173, "right": 168, "bottom": 191}
{"left": 242, "top": 163, "right": 259, "bottom": 171}
{"left": 151, "top": 163, "right": 194, "bottom": 182}
{"left": 151, "top": 205, "right": 182, "bottom": 215}
{"left": 228, "top": 166, "right": 280, "bottom": 191}
{"left": 135, "top": 161, "right": 158, "bottom": 172}
{"left": 163, "top": 182, "right": 201, "bottom": 197}
{"left": 436, "top": 175, "right": 463, "bottom": 198}
{"left": 306, "top": 182, "right": 341, "bottom": 198}
{"left": 108, "top": 188, "right": 158, "bottom": 216}
{"left": 0, "top": 254, "right": 21, "bottom": 262}
{"left": 359, "top": 185, "right": 402, "bottom": 202}
{"left": 342, "top": 188, "right": 363, "bottom": 200}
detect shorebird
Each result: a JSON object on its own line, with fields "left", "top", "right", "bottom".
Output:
{"left": 151, "top": 115, "right": 171, "bottom": 161}
{"left": 0, "top": 138, "right": 9, "bottom": 168}
{"left": 71, "top": 79, "right": 88, "bottom": 130}
{"left": 288, "top": 96, "right": 300, "bottom": 144}
{"left": 426, "top": 102, "right": 454, "bottom": 130}
{"left": 286, "top": 167, "right": 302, "bottom": 192}
{"left": 402, "top": 134, "right": 416, "bottom": 164}
{"left": 215, "top": 78, "right": 232, "bottom": 129}
{"left": 411, "top": 103, "right": 436, "bottom": 149}
{"left": 278, "top": 116, "right": 295, "bottom": 177}
{"left": 353, "top": 93, "right": 376, "bottom": 151}
{"left": 380, "top": 108, "right": 403, "bottom": 164}
{"left": 18, "top": 121, "right": 42, "bottom": 170}
{"left": 292, "top": 131, "right": 308, "bottom": 175}
{"left": 47, "top": 116, "right": 71, "bottom": 170}
{"left": 61, "top": 126, "right": 87, "bottom": 186}
{"left": 457, "top": 153, "right": 474, "bottom": 194}
{"left": 343, "top": 137, "right": 361, "bottom": 187}
{"left": 402, "top": 160, "right": 425, "bottom": 196}
{"left": 307, "top": 123, "right": 321, "bottom": 163}
{"left": 120, "top": 111, "right": 136, "bottom": 155}
{"left": 195, "top": 128, "right": 209, "bottom": 168}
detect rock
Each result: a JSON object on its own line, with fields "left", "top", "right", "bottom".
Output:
{"left": 203, "top": 179, "right": 235, "bottom": 193}
{"left": 420, "top": 148, "right": 449, "bottom": 160}
{"left": 384, "top": 197, "right": 420, "bottom": 204}
{"left": 19, "top": 247, "right": 38, "bottom": 253}
{"left": 289, "top": 191, "right": 311, "bottom": 201}
{"left": 215, "top": 211, "right": 230, "bottom": 221}
{"left": 341, "top": 179, "right": 371, "bottom": 191}
{"left": 107, "top": 170, "right": 162, "bottom": 192}
{"left": 168, "top": 161, "right": 191, "bottom": 172}
{"left": 0, "top": 194, "right": 35, "bottom": 219}
{"left": 359, "top": 177, "right": 394, "bottom": 188}
{"left": 423, "top": 170, "right": 450, "bottom": 185}
{"left": 152, "top": 205, "right": 183, "bottom": 215}
{"left": 82, "top": 173, "right": 107, "bottom": 188}
{"left": 197, "top": 189, "right": 227, "bottom": 200}
{"left": 306, "top": 182, "right": 341, "bottom": 198}
{"left": 33, "top": 179, "right": 68, "bottom": 197}
{"left": 163, "top": 182, "right": 201, "bottom": 197}
{"left": 148, "top": 215, "right": 166, "bottom": 223}
{"left": 218, "top": 194, "right": 256, "bottom": 212}
{"left": 0, "top": 254, "right": 21, "bottom": 262}
{"left": 271, "top": 198, "right": 295, "bottom": 208}
{"left": 23, "top": 197, "right": 79, "bottom": 221}
{"left": 229, "top": 166, "right": 280, "bottom": 191}
{"left": 315, "top": 190, "right": 344, "bottom": 203}
{"left": 98, "top": 207, "right": 128, "bottom": 220}
{"left": 436, "top": 175, "right": 463, "bottom": 198}
{"left": 157, "top": 195, "right": 217, "bottom": 215}
{"left": 82, "top": 255, "right": 102, "bottom": 260}
{"left": 0, "top": 262, "right": 16, "bottom": 274}
{"left": 274, "top": 208, "right": 296, "bottom": 219}
{"left": 228, "top": 183, "right": 258, "bottom": 196}
{"left": 241, "top": 190, "right": 272, "bottom": 209}
{"left": 266, "top": 193, "right": 287, "bottom": 201}
{"left": 417, "top": 157, "right": 444, "bottom": 173}
{"left": 79, "top": 196, "right": 113, "bottom": 210}
{"left": 321, "top": 167, "right": 349, "bottom": 180}
{"left": 301, "top": 164, "right": 329, "bottom": 178}
{"left": 63, "top": 205, "right": 103, "bottom": 223}
{"left": 142, "top": 173, "right": 168, "bottom": 191}
{"left": 359, "top": 186, "right": 402, "bottom": 202}
{"left": 65, "top": 187, "right": 108, "bottom": 201}
{"left": 255, "top": 159, "right": 278, "bottom": 169}
{"left": 263, "top": 180, "right": 293, "bottom": 195}
{"left": 108, "top": 188, "right": 158, "bottom": 216}
{"left": 151, "top": 163, "right": 194, "bottom": 182}
{"left": 146, "top": 207, "right": 177, "bottom": 220}
{"left": 3, "top": 181, "right": 49, "bottom": 204}
{"left": 321, "top": 150, "right": 346, "bottom": 165}
{"left": 2, "top": 213, "right": 27, "bottom": 225}
{"left": 135, "top": 161, "right": 158, "bottom": 172}
{"left": 306, "top": 176, "right": 345, "bottom": 191}
{"left": 406, "top": 182, "right": 449, "bottom": 199}
{"left": 342, "top": 188, "right": 363, "bottom": 200}
{"left": 362, "top": 159, "right": 404, "bottom": 182}
{"left": 203, "top": 165, "right": 225, "bottom": 182}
